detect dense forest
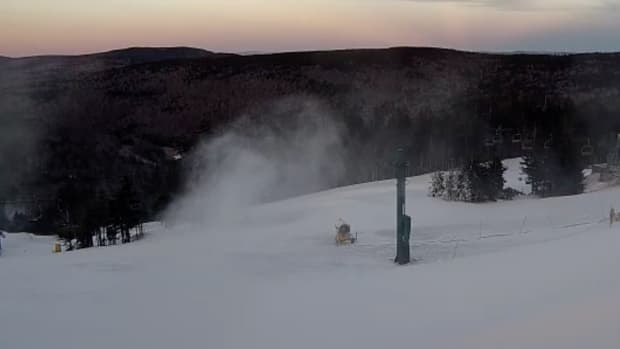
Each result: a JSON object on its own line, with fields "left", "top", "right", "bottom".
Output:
{"left": 1, "top": 47, "right": 620, "bottom": 240}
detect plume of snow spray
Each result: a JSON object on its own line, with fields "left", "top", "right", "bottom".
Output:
{"left": 165, "top": 96, "right": 345, "bottom": 228}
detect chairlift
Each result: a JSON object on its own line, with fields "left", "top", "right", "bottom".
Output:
{"left": 581, "top": 138, "right": 594, "bottom": 157}
{"left": 544, "top": 135, "right": 553, "bottom": 150}
{"left": 493, "top": 126, "right": 504, "bottom": 145}
{"left": 522, "top": 135, "right": 534, "bottom": 151}
{"left": 484, "top": 137, "right": 495, "bottom": 147}
{"left": 493, "top": 133, "right": 503, "bottom": 145}
{"left": 512, "top": 133, "right": 522, "bottom": 144}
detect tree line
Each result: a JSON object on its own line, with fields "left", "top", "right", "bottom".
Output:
{"left": 430, "top": 157, "right": 510, "bottom": 202}
{"left": 429, "top": 103, "right": 589, "bottom": 202}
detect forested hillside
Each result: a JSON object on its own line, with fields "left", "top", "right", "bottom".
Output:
{"left": 2, "top": 47, "right": 620, "bottom": 234}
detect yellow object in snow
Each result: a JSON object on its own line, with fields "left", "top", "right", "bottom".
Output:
{"left": 336, "top": 233, "right": 353, "bottom": 244}
{"left": 53, "top": 241, "right": 61, "bottom": 253}
{"left": 335, "top": 219, "right": 355, "bottom": 245}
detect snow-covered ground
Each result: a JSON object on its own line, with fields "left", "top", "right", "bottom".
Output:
{"left": 0, "top": 232, "right": 56, "bottom": 258}
{"left": 1, "top": 159, "right": 619, "bottom": 349}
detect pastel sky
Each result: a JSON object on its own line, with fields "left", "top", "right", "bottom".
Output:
{"left": 2, "top": 0, "right": 620, "bottom": 57}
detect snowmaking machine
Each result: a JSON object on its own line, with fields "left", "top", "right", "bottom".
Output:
{"left": 335, "top": 219, "right": 357, "bottom": 245}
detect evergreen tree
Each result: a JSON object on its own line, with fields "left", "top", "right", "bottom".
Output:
{"left": 456, "top": 170, "right": 471, "bottom": 202}
{"left": 521, "top": 152, "right": 545, "bottom": 196}
{"left": 0, "top": 203, "right": 9, "bottom": 230}
{"left": 73, "top": 190, "right": 100, "bottom": 249}
{"left": 546, "top": 102, "right": 585, "bottom": 196}
{"left": 57, "top": 176, "right": 81, "bottom": 227}
{"left": 443, "top": 171, "right": 457, "bottom": 201}
{"left": 522, "top": 139, "right": 584, "bottom": 197}
{"left": 487, "top": 157, "right": 507, "bottom": 201}
{"left": 10, "top": 212, "right": 28, "bottom": 232}
{"left": 462, "top": 160, "right": 485, "bottom": 202}
{"left": 76, "top": 205, "right": 95, "bottom": 249}
{"left": 76, "top": 195, "right": 112, "bottom": 248}
{"left": 459, "top": 158, "right": 505, "bottom": 202}
{"left": 111, "top": 177, "right": 142, "bottom": 243}
{"left": 548, "top": 139, "right": 585, "bottom": 196}
{"left": 429, "top": 171, "right": 445, "bottom": 198}
{"left": 429, "top": 167, "right": 477, "bottom": 202}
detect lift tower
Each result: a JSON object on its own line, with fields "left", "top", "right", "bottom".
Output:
{"left": 395, "top": 148, "right": 412, "bottom": 265}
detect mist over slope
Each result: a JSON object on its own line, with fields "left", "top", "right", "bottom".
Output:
{"left": 166, "top": 97, "right": 346, "bottom": 226}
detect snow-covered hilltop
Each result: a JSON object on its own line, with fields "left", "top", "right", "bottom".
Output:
{"left": 1, "top": 159, "right": 619, "bottom": 348}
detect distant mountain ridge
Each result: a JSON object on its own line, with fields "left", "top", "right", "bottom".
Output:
{"left": 5, "top": 46, "right": 620, "bottom": 68}
{"left": 0, "top": 47, "right": 236, "bottom": 75}
{"left": 5, "top": 46, "right": 228, "bottom": 60}
{"left": 86, "top": 46, "right": 220, "bottom": 59}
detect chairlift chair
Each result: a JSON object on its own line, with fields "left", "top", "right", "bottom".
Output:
{"left": 493, "top": 133, "right": 503, "bottom": 145}
{"left": 544, "top": 136, "right": 553, "bottom": 150}
{"left": 522, "top": 136, "right": 534, "bottom": 151}
{"left": 581, "top": 138, "right": 594, "bottom": 157}
{"left": 492, "top": 126, "right": 504, "bottom": 145}
{"left": 512, "top": 133, "right": 522, "bottom": 144}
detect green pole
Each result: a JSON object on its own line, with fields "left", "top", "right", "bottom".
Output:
{"left": 395, "top": 148, "right": 411, "bottom": 265}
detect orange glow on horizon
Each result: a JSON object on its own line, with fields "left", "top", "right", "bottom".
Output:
{"left": 1, "top": 0, "right": 617, "bottom": 56}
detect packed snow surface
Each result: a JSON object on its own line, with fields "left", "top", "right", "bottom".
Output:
{"left": 1, "top": 159, "right": 619, "bottom": 349}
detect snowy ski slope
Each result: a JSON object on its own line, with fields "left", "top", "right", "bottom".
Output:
{"left": 1, "top": 159, "right": 619, "bottom": 349}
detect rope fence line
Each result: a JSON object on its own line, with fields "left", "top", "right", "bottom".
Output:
{"left": 409, "top": 213, "right": 608, "bottom": 260}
